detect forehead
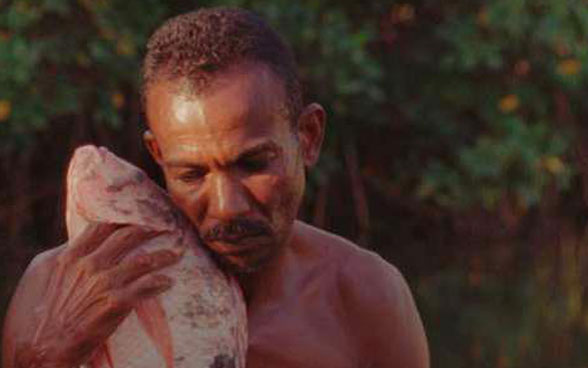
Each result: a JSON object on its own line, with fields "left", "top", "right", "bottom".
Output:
{"left": 145, "top": 63, "right": 292, "bottom": 162}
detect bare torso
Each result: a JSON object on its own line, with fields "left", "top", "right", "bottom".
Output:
{"left": 2, "top": 221, "right": 429, "bottom": 368}
{"left": 243, "top": 221, "right": 429, "bottom": 368}
{"left": 245, "top": 222, "right": 358, "bottom": 367}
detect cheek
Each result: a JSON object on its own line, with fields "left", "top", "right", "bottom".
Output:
{"left": 243, "top": 174, "right": 283, "bottom": 207}
{"left": 244, "top": 170, "right": 304, "bottom": 221}
{"left": 247, "top": 148, "right": 305, "bottom": 207}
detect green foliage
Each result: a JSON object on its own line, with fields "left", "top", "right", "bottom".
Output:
{"left": 2, "top": 1, "right": 588, "bottom": 367}
{"left": 0, "top": 0, "right": 167, "bottom": 152}
{"left": 0, "top": 0, "right": 582, "bottom": 208}
{"left": 420, "top": 118, "right": 572, "bottom": 209}
{"left": 382, "top": 0, "right": 586, "bottom": 211}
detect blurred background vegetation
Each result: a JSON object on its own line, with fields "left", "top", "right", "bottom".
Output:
{"left": 2, "top": 0, "right": 588, "bottom": 366}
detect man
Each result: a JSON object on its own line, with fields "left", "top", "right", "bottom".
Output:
{"left": 3, "top": 7, "right": 429, "bottom": 368}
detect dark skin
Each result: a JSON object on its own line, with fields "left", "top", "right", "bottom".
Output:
{"left": 2, "top": 225, "right": 182, "bottom": 368}
{"left": 3, "top": 62, "right": 429, "bottom": 367}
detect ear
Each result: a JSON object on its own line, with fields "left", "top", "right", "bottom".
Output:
{"left": 296, "top": 103, "right": 326, "bottom": 167}
{"left": 143, "top": 130, "right": 164, "bottom": 166}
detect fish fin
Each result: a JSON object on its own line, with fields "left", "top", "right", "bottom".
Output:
{"left": 88, "top": 342, "right": 114, "bottom": 368}
{"left": 136, "top": 298, "right": 175, "bottom": 368}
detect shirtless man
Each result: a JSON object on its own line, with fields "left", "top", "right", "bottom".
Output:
{"left": 3, "top": 7, "right": 429, "bottom": 368}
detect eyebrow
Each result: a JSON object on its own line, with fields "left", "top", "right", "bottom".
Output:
{"left": 165, "top": 141, "right": 282, "bottom": 169}
{"left": 237, "top": 141, "right": 281, "bottom": 160}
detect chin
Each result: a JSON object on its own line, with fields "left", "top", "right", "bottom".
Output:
{"left": 212, "top": 248, "right": 275, "bottom": 276}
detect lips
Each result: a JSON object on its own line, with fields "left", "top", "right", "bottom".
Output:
{"left": 207, "top": 235, "right": 270, "bottom": 255}
{"left": 206, "top": 235, "right": 276, "bottom": 274}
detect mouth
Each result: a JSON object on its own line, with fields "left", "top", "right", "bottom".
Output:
{"left": 207, "top": 234, "right": 270, "bottom": 255}
{"left": 213, "top": 233, "right": 264, "bottom": 243}
{"left": 207, "top": 238, "right": 274, "bottom": 274}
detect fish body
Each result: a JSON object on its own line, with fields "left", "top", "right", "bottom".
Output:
{"left": 66, "top": 145, "right": 247, "bottom": 368}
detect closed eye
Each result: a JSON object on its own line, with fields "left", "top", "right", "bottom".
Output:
{"left": 239, "top": 157, "right": 270, "bottom": 173}
{"left": 233, "top": 141, "right": 280, "bottom": 174}
{"left": 177, "top": 167, "right": 207, "bottom": 183}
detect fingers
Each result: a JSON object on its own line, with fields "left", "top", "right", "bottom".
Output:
{"left": 62, "top": 300, "right": 133, "bottom": 365}
{"left": 83, "top": 273, "right": 173, "bottom": 328}
{"left": 49, "top": 225, "right": 167, "bottom": 317}
{"left": 107, "top": 249, "right": 181, "bottom": 288}
{"left": 61, "top": 274, "right": 171, "bottom": 363}
{"left": 125, "top": 273, "right": 174, "bottom": 300}
{"left": 55, "top": 249, "right": 178, "bottom": 340}
{"left": 43, "top": 223, "right": 117, "bottom": 326}
{"left": 86, "top": 226, "right": 162, "bottom": 270}
{"left": 66, "top": 222, "right": 120, "bottom": 260}
{"left": 60, "top": 273, "right": 173, "bottom": 360}
{"left": 78, "top": 274, "right": 172, "bottom": 338}
{"left": 25, "top": 224, "right": 180, "bottom": 368}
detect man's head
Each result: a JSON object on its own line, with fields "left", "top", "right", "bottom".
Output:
{"left": 141, "top": 8, "right": 326, "bottom": 274}
{"left": 142, "top": 7, "right": 302, "bottom": 124}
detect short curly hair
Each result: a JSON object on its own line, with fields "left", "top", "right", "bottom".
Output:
{"left": 142, "top": 7, "right": 303, "bottom": 123}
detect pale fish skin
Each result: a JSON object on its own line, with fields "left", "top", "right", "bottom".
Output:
{"left": 66, "top": 145, "right": 247, "bottom": 368}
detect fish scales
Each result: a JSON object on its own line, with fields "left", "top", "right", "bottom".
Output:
{"left": 66, "top": 145, "right": 247, "bottom": 368}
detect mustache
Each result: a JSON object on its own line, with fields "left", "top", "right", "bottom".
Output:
{"left": 202, "top": 218, "right": 272, "bottom": 243}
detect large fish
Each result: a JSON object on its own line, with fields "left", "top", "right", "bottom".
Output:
{"left": 66, "top": 145, "right": 247, "bottom": 368}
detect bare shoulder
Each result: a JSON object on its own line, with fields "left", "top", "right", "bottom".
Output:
{"left": 295, "top": 221, "right": 430, "bottom": 368}
{"left": 294, "top": 220, "right": 405, "bottom": 282}
{"left": 8, "top": 244, "right": 65, "bottom": 302}
{"left": 9, "top": 244, "right": 66, "bottom": 306}
{"left": 2, "top": 244, "right": 66, "bottom": 367}
{"left": 293, "top": 220, "right": 381, "bottom": 263}
{"left": 17, "top": 244, "right": 66, "bottom": 288}
{"left": 4, "top": 244, "right": 65, "bottom": 313}
{"left": 294, "top": 221, "right": 417, "bottom": 316}
{"left": 30, "top": 243, "right": 66, "bottom": 269}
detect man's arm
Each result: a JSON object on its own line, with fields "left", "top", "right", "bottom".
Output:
{"left": 340, "top": 250, "right": 429, "bottom": 368}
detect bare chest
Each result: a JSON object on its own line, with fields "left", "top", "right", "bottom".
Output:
{"left": 245, "top": 293, "right": 359, "bottom": 368}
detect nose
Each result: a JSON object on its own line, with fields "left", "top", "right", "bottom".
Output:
{"left": 207, "top": 173, "right": 251, "bottom": 221}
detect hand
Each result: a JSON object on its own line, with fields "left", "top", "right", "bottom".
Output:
{"left": 13, "top": 223, "right": 182, "bottom": 368}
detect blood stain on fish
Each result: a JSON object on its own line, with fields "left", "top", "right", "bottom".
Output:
{"left": 137, "top": 199, "right": 175, "bottom": 226}
{"left": 209, "top": 354, "right": 235, "bottom": 368}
